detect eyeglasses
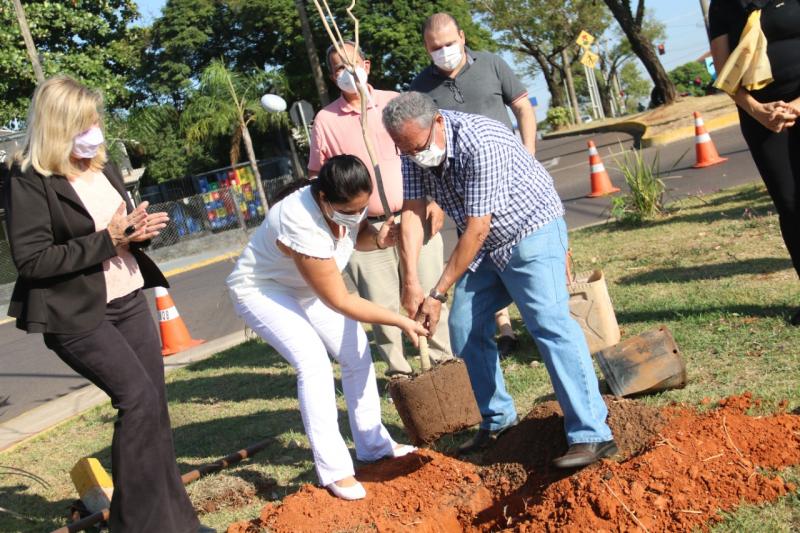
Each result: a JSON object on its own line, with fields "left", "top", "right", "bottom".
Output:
{"left": 395, "top": 117, "right": 437, "bottom": 157}
{"left": 445, "top": 80, "right": 464, "bottom": 104}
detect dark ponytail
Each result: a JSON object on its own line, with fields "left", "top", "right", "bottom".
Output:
{"left": 272, "top": 154, "right": 373, "bottom": 205}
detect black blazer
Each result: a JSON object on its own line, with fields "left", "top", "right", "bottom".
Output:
{"left": 3, "top": 161, "right": 168, "bottom": 334}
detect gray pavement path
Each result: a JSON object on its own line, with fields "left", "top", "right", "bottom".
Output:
{"left": 0, "top": 124, "right": 761, "bottom": 427}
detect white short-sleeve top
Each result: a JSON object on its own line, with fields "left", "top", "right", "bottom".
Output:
{"left": 226, "top": 185, "right": 355, "bottom": 299}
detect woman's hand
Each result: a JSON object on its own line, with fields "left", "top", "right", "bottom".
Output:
{"left": 129, "top": 201, "right": 169, "bottom": 242}
{"left": 376, "top": 215, "right": 398, "bottom": 249}
{"left": 107, "top": 201, "right": 169, "bottom": 247}
{"left": 749, "top": 100, "right": 796, "bottom": 132}
{"left": 398, "top": 316, "right": 429, "bottom": 348}
{"left": 785, "top": 97, "right": 800, "bottom": 124}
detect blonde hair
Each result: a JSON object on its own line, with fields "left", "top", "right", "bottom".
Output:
{"left": 18, "top": 76, "right": 107, "bottom": 177}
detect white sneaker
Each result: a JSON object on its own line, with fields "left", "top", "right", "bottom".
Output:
{"left": 390, "top": 444, "right": 417, "bottom": 458}
{"left": 326, "top": 480, "right": 366, "bottom": 500}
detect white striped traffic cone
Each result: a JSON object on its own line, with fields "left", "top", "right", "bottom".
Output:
{"left": 587, "top": 140, "right": 620, "bottom": 197}
{"left": 692, "top": 111, "right": 728, "bottom": 168}
{"left": 155, "top": 287, "right": 204, "bottom": 356}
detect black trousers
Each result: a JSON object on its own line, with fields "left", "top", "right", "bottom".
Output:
{"left": 44, "top": 290, "right": 198, "bottom": 533}
{"left": 738, "top": 100, "right": 800, "bottom": 279}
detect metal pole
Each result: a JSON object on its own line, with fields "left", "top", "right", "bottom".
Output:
{"left": 297, "top": 104, "right": 311, "bottom": 144}
{"left": 11, "top": 0, "right": 44, "bottom": 83}
{"left": 584, "top": 64, "right": 597, "bottom": 120}
{"left": 590, "top": 68, "right": 605, "bottom": 120}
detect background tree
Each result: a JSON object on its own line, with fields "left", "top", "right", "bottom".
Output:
{"left": 669, "top": 61, "right": 712, "bottom": 97}
{"left": 0, "top": 0, "right": 142, "bottom": 124}
{"left": 111, "top": 105, "right": 217, "bottom": 184}
{"left": 593, "top": 16, "right": 665, "bottom": 115}
{"left": 141, "top": 0, "right": 492, "bottom": 110}
{"left": 182, "top": 60, "right": 289, "bottom": 208}
{"left": 472, "top": 0, "right": 609, "bottom": 110}
{"left": 342, "top": 0, "right": 494, "bottom": 90}
{"left": 601, "top": 0, "right": 676, "bottom": 106}
{"left": 618, "top": 61, "right": 651, "bottom": 111}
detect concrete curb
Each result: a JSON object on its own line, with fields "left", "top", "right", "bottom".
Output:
{"left": 641, "top": 111, "right": 740, "bottom": 147}
{"left": 541, "top": 111, "right": 740, "bottom": 148}
{"left": 0, "top": 330, "right": 249, "bottom": 454}
{"left": 160, "top": 251, "right": 241, "bottom": 278}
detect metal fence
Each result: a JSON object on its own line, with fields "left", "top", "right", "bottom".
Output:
{"left": 144, "top": 174, "right": 296, "bottom": 256}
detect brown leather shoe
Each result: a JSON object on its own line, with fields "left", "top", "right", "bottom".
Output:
{"left": 552, "top": 440, "right": 618, "bottom": 469}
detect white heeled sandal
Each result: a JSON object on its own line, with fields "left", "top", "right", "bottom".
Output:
{"left": 390, "top": 444, "right": 417, "bottom": 458}
{"left": 326, "top": 480, "right": 366, "bottom": 500}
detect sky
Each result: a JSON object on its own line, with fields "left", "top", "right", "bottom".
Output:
{"left": 135, "top": 0, "right": 711, "bottom": 117}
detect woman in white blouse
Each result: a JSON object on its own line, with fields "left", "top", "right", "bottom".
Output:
{"left": 227, "top": 155, "right": 427, "bottom": 500}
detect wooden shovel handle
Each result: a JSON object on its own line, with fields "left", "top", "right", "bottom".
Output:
{"left": 419, "top": 335, "right": 431, "bottom": 372}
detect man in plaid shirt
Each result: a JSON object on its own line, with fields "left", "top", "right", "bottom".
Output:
{"left": 383, "top": 92, "right": 616, "bottom": 468}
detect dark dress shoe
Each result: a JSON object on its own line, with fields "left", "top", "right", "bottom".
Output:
{"left": 457, "top": 418, "right": 519, "bottom": 455}
{"left": 791, "top": 308, "right": 800, "bottom": 326}
{"left": 497, "top": 335, "right": 519, "bottom": 359}
{"left": 552, "top": 440, "right": 618, "bottom": 469}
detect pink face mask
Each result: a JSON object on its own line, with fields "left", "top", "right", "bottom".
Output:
{"left": 72, "top": 126, "right": 104, "bottom": 159}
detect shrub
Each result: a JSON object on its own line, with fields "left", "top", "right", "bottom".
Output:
{"left": 546, "top": 106, "right": 572, "bottom": 130}
{"left": 611, "top": 147, "right": 665, "bottom": 224}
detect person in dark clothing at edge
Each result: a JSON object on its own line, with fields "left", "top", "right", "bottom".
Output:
{"left": 709, "top": 0, "right": 800, "bottom": 325}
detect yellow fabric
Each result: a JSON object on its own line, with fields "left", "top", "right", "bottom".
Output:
{"left": 714, "top": 9, "right": 773, "bottom": 96}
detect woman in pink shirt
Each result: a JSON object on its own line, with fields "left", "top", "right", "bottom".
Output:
{"left": 4, "top": 76, "right": 211, "bottom": 532}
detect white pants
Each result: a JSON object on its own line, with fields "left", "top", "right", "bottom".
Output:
{"left": 232, "top": 289, "right": 396, "bottom": 486}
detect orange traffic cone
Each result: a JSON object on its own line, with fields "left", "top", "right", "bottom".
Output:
{"left": 587, "top": 140, "right": 620, "bottom": 197}
{"left": 692, "top": 111, "right": 728, "bottom": 168}
{"left": 155, "top": 287, "right": 204, "bottom": 356}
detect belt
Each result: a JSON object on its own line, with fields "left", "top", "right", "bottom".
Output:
{"left": 367, "top": 210, "right": 402, "bottom": 222}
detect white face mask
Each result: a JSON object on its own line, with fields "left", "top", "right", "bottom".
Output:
{"left": 72, "top": 126, "right": 104, "bottom": 159}
{"left": 336, "top": 66, "right": 369, "bottom": 95}
{"left": 325, "top": 200, "right": 367, "bottom": 227}
{"left": 431, "top": 43, "right": 463, "bottom": 71}
{"left": 410, "top": 137, "right": 446, "bottom": 168}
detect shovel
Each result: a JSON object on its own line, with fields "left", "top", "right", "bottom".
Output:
{"left": 388, "top": 333, "right": 482, "bottom": 445}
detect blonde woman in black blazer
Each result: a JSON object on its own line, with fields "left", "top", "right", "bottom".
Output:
{"left": 4, "top": 77, "right": 211, "bottom": 532}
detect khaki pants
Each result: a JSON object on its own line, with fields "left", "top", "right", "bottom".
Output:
{"left": 346, "top": 219, "right": 453, "bottom": 374}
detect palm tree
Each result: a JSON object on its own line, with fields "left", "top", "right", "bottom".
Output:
{"left": 182, "top": 60, "right": 288, "bottom": 210}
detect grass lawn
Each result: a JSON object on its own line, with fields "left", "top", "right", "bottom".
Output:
{"left": 1, "top": 183, "right": 798, "bottom": 532}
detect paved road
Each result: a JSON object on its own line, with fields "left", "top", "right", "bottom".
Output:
{"left": 0, "top": 125, "right": 760, "bottom": 423}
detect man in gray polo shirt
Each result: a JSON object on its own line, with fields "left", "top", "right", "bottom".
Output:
{"left": 411, "top": 12, "right": 538, "bottom": 356}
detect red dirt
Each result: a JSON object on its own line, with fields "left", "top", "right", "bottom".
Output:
{"left": 227, "top": 393, "right": 800, "bottom": 532}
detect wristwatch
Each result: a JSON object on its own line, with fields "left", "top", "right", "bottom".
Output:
{"left": 428, "top": 288, "right": 448, "bottom": 303}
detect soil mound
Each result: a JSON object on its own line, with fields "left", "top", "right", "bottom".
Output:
{"left": 227, "top": 394, "right": 800, "bottom": 532}
{"left": 228, "top": 448, "right": 491, "bottom": 533}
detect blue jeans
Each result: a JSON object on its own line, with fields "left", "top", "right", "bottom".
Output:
{"left": 448, "top": 218, "right": 613, "bottom": 445}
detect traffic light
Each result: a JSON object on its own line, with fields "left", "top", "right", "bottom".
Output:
{"left": 658, "top": 43, "right": 665, "bottom": 55}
